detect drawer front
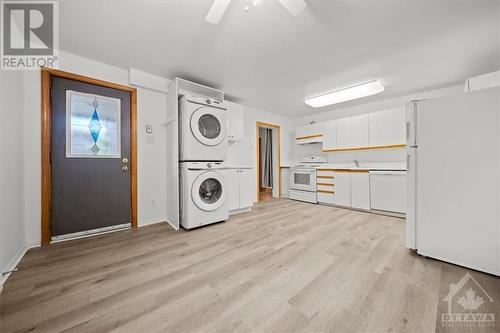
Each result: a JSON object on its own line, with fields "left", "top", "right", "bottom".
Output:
{"left": 289, "top": 189, "right": 317, "bottom": 203}
{"left": 317, "top": 170, "right": 335, "bottom": 177}
{"left": 317, "top": 184, "right": 335, "bottom": 192}
{"left": 316, "top": 177, "right": 334, "bottom": 185}
{"left": 317, "top": 192, "right": 335, "bottom": 204}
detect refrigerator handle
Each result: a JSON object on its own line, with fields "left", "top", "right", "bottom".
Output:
{"left": 406, "top": 154, "right": 410, "bottom": 172}
{"left": 406, "top": 122, "right": 410, "bottom": 141}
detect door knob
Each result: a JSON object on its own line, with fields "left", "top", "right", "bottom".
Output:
{"left": 122, "top": 158, "right": 129, "bottom": 163}
{"left": 121, "top": 165, "right": 129, "bottom": 172}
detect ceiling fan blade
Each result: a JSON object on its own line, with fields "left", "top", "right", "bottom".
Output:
{"left": 278, "top": 0, "right": 307, "bottom": 16}
{"left": 205, "top": 0, "right": 231, "bottom": 24}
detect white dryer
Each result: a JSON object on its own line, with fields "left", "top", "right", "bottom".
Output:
{"left": 179, "top": 161, "right": 229, "bottom": 230}
{"left": 179, "top": 95, "right": 227, "bottom": 161}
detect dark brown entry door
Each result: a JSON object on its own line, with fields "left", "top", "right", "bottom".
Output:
{"left": 51, "top": 77, "right": 131, "bottom": 238}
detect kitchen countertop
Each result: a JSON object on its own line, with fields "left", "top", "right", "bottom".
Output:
{"left": 315, "top": 162, "right": 407, "bottom": 171}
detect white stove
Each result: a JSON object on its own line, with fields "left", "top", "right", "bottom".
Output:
{"left": 289, "top": 156, "right": 327, "bottom": 203}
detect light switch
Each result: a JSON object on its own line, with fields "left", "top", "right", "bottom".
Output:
{"left": 146, "top": 125, "right": 153, "bottom": 134}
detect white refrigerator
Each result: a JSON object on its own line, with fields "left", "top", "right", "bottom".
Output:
{"left": 406, "top": 87, "right": 500, "bottom": 276}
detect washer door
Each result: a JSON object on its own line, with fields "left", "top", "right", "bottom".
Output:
{"left": 190, "top": 107, "right": 226, "bottom": 146}
{"left": 191, "top": 171, "right": 227, "bottom": 211}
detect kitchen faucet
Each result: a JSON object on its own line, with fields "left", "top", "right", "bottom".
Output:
{"left": 353, "top": 159, "right": 360, "bottom": 168}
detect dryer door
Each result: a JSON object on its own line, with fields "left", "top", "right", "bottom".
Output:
{"left": 191, "top": 171, "right": 227, "bottom": 211}
{"left": 190, "top": 107, "right": 227, "bottom": 146}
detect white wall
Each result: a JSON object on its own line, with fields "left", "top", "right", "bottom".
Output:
{"left": 136, "top": 88, "right": 167, "bottom": 226}
{"left": 22, "top": 51, "right": 168, "bottom": 246}
{"left": 19, "top": 50, "right": 293, "bottom": 246}
{"left": 292, "top": 84, "right": 464, "bottom": 164}
{"left": 227, "top": 106, "right": 294, "bottom": 201}
{"left": 0, "top": 71, "right": 26, "bottom": 285}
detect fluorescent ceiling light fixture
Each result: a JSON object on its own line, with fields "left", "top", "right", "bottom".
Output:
{"left": 205, "top": 0, "right": 231, "bottom": 24}
{"left": 305, "top": 80, "right": 385, "bottom": 108}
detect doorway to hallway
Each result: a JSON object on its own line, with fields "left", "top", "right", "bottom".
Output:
{"left": 256, "top": 122, "right": 281, "bottom": 202}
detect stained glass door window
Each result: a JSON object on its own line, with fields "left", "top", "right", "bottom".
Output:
{"left": 66, "top": 90, "right": 121, "bottom": 158}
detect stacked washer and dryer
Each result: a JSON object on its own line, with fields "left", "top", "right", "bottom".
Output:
{"left": 178, "top": 95, "right": 229, "bottom": 230}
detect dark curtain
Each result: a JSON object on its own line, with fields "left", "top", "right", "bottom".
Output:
{"left": 260, "top": 128, "right": 273, "bottom": 188}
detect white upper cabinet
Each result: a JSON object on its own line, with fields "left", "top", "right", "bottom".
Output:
{"left": 336, "top": 117, "right": 352, "bottom": 149}
{"left": 226, "top": 101, "right": 244, "bottom": 142}
{"left": 350, "top": 114, "right": 370, "bottom": 148}
{"left": 369, "top": 108, "right": 405, "bottom": 146}
{"left": 322, "top": 120, "right": 337, "bottom": 151}
{"left": 296, "top": 122, "right": 324, "bottom": 144}
{"left": 295, "top": 108, "right": 405, "bottom": 149}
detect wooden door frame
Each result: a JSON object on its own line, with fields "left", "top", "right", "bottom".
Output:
{"left": 255, "top": 121, "right": 281, "bottom": 201}
{"left": 41, "top": 68, "right": 138, "bottom": 246}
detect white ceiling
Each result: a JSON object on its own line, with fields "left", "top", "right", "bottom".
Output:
{"left": 59, "top": 0, "right": 500, "bottom": 117}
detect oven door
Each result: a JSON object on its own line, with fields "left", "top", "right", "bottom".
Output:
{"left": 290, "top": 168, "right": 317, "bottom": 192}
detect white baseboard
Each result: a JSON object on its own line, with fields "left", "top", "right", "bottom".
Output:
{"left": 165, "top": 219, "right": 179, "bottom": 230}
{"left": 229, "top": 207, "right": 252, "bottom": 216}
{"left": 139, "top": 218, "right": 167, "bottom": 227}
{"left": 0, "top": 242, "right": 35, "bottom": 289}
{"left": 417, "top": 250, "right": 500, "bottom": 277}
{"left": 0, "top": 218, "right": 173, "bottom": 291}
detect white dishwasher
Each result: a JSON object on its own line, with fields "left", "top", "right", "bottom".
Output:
{"left": 369, "top": 171, "right": 406, "bottom": 214}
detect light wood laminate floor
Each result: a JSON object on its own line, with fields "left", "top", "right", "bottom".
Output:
{"left": 1, "top": 199, "right": 499, "bottom": 333}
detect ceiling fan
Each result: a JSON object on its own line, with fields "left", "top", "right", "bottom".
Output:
{"left": 205, "top": 0, "right": 307, "bottom": 24}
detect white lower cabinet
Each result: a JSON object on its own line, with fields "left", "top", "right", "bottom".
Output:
{"left": 226, "top": 168, "right": 254, "bottom": 213}
{"left": 316, "top": 169, "right": 335, "bottom": 204}
{"left": 239, "top": 169, "right": 254, "bottom": 208}
{"left": 350, "top": 172, "right": 371, "bottom": 210}
{"left": 333, "top": 172, "right": 351, "bottom": 206}
{"left": 316, "top": 169, "right": 403, "bottom": 213}
{"left": 280, "top": 167, "right": 290, "bottom": 198}
{"left": 226, "top": 170, "right": 240, "bottom": 211}
{"left": 323, "top": 171, "right": 370, "bottom": 210}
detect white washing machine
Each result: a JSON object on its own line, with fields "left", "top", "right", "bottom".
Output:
{"left": 179, "top": 95, "right": 227, "bottom": 161}
{"left": 179, "top": 161, "right": 229, "bottom": 230}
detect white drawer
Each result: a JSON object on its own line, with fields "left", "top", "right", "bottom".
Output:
{"left": 317, "top": 170, "right": 335, "bottom": 177}
{"left": 317, "top": 192, "right": 335, "bottom": 204}
{"left": 289, "top": 189, "right": 317, "bottom": 203}
{"left": 317, "top": 177, "right": 334, "bottom": 185}
{"left": 317, "top": 184, "right": 335, "bottom": 192}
